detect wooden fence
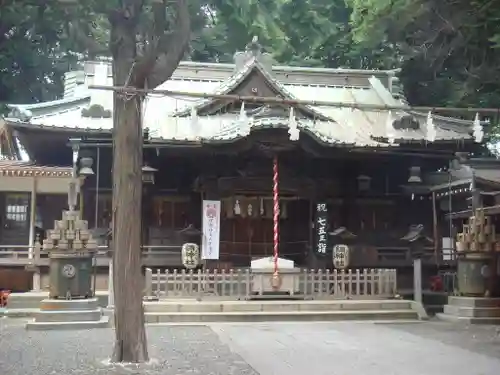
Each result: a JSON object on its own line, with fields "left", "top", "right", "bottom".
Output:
{"left": 144, "top": 268, "right": 397, "bottom": 300}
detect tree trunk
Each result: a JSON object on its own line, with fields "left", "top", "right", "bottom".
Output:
{"left": 110, "top": 14, "right": 149, "bottom": 363}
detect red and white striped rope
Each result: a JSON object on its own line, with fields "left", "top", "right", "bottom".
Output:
{"left": 273, "top": 156, "right": 279, "bottom": 275}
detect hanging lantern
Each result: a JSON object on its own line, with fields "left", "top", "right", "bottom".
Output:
{"left": 357, "top": 175, "right": 371, "bottom": 192}
{"left": 142, "top": 165, "right": 158, "bottom": 185}
{"left": 408, "top": 166, "right": 422, "bottom": 183}
{"left": 234, "top": 199, "right": 241, "bottom": 215}
{"left": 181, "top": 243, "right": 200, "bottom": 269}
{"left": 333, "top": 244, "right": 350, "bottom": 269}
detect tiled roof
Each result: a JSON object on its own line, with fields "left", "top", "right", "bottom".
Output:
{"left": 0, "top": 160, "right": 72, "bottom": 177}
{"left": 4, "top": 57, "right": 475, "bottom": 147}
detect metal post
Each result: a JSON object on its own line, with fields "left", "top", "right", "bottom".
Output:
{"left": 27, "top": 177, "right": 37, "bottom": 258}
{"left": 28, "top": 177, "right": 41, "bottom": 291}
{"left": 413, "top": 258, "right": 422, "bottom": 303}
{"left": 94, "top": 147, "right": 101, "bottom": 228}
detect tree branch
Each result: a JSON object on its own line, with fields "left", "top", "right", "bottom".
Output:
{"left": 133, "top": 0, "right": 191, "bottom": 89}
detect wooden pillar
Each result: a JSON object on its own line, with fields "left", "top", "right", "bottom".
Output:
{"left": 28, "top": 177, "right": 41, "bottom": 291}
{"left": 142, "top": 185, "right": 153, "bottom": 250}
{"left": 432, "top": 191, "right": 439, "bottom": 264}
{"left": 107, "top": 257, "right": 114, "bottom": 308}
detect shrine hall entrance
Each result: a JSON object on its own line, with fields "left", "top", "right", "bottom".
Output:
{"left": 218, "top": 196, "right": 311, "bottom": 268}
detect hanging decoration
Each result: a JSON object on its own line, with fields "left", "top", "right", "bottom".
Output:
{"left": 315, "top": 202, "right": 329, "bottom": 255}
{"left": 239, "top": 101, "right": 247, "bottom": 121}
{"left": 288, "top": 107, "right": 300, "bottom": 141}
{"left": 260, "top": 197, "right": 265, "bottom": 216}
{"left": 190, "top": 106, "right": 199, "bottom": 136}
{"left": 238, "top": 101, "right": 251, "bottom": 136}
{"left": 247, "top": 203, "right": 253, "bottom": 216}
{"left": 181, "top": 243, "right": 200, "bottom": 269}
{"left": 473, "top": 113, "right": 484, "bottom": 143}
{"left": 425, "top": 111, "right": 436, "bottom": 142}
{"left": 272, "top": 156, "right": 280, "bottom": 279}
{"left": 234, "top": 199, "right": 241, "bottom": 215}
{"left": 386, "top": 110, "right": 395, "bottom": 144}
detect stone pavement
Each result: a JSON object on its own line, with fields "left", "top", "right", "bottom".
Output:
{"left": 1, "top": 318, "right": 499, "bottom": 375}
{"left": 212, "top": 321, "right": 500, "bottom": 375}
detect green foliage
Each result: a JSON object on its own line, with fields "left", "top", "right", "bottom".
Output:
{"left": 2, "top": 0, "right": 500, "bottom": 118}
{"left": 347, "top": 0, "right": 500, "bottom": 110}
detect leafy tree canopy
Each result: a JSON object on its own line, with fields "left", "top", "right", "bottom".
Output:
{"left": 2, "top": 0, "right": 500, "bottom": 116}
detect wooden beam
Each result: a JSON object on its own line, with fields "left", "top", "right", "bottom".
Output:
{"left": 89, "top": 84, "right": 500, "bottom": 114}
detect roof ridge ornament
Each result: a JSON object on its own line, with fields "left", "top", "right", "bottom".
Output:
{"left": 246, "top": 36, "right": 262, "bottom": 57}
{"left": 234, "top": 36, "right": 274, "bottom": 72}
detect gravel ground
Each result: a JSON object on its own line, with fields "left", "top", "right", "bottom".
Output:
{"left": 1, "top": 319, "right": 500, "bottom": 375}
{"left": 0, "top": 318, "right": 258, "bottom": 375}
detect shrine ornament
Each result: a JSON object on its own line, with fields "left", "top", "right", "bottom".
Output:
{"left": 182, "top": 243, "right": 200, "bottom": 269}
{"left": 333, "top": 244, "right": 350, "bottom": 269}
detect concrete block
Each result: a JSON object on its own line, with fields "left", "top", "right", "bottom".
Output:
{"left": 222, "top": 302, "right": 262, "bottom": 312}
{"left": 443, "top": 305, "right": 500, "bottom": 318}
{"left": 436, "top": 313, "right": 500, "bottom": 325}
{"left": 447, "top": 296, "right": 500, "bottom": 308}
{"left": 380, "top": 301, "right": 412, "bottom": 310}
{"left": 40, "top": 298, "right": 99, "bottom": 311}
{"left": 298, "top": 302, "right": 342, "bottom": 311}
{"left": 146, "top": 309, "right": 418, "bottom": 323}
{"left": 25, "top": 316, "right": 109, "bottom": 330}
{"left": 34, "top": 309, "right": 102, "bottom": 322}
{"left": 179, "top": 303, "right": 223, "bottom": 313}
{"left": 3, "top": 308, "right": 40, "bottom": 318}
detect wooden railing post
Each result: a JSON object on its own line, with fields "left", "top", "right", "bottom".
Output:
{"left": 144, "top": 267, "right": 152, "bottom": 299}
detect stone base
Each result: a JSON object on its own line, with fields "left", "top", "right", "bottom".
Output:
{"left": 437, "top": 296, "right": 500, "bottom": 325}
{"left": 138, "top": 299, "right": 420, "bottom": 324}
{"left": 25, "top": 298, "right": 109, "bottom": 331}
{"left": 25, "top": 317, "right": 109, "bottom": 330}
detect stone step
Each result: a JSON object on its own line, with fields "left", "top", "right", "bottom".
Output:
{"left": 145, "top": 309, "right": 418, "bottom": 323}
{"left": 443, "top": 305, "right": 500, "bottom": 318}
{"left": 5, "top": 293, "right": 47, "bottom": 309}
{"left": 25, "top": 316, "right": 110, "bottom": 331}
{"left": 436, "top": 313, "right": 500, "bottom": 325}
{"left": 447, "top": 296, "right": 500, "bottom": 308}
{"left": 39, "top": 298, "right": 99, "bottom": 311}
{"left": 34, "top": 309, "right": 102, "bottom": 323}
{"left": 3, "top": 308, "right": 40, "bottom": 318}
{"left": 5, "top": 292, "right": 109, "bottom": 310}
{"left": 144, "top": 300, "right": 412, "bottom": 313}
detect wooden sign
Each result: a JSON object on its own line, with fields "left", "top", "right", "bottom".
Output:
{"left": 315, "top": 202, "right": 329, "bottom": 255}
{"left": 333, "top": 244, "right": 350, "bottom": 269}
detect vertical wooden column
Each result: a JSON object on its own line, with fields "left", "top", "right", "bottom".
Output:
{"left": 28, "top": 177, "right": 41, "bottom": 291}
{"left": 432, "top": 191, "right": 439, "bottom": 264}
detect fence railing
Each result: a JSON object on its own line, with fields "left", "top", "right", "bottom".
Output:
{"left": 0, "top": 245, "right": 182, "bottom": 267}
{"left": 144, "top": 268, "right": 398, "bottom": 300}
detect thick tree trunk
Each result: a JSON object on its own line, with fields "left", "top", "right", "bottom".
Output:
{"left": 110, "top": 15, "right": 148, "bottom": 363}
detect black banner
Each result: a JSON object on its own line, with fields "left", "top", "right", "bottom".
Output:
{"left": 315, "top": 202, "right": 329, "bottom": 255}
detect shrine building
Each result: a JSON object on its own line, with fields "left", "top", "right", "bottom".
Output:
{"left": 0, "top": 40, "right": 494, "bottom": 291}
